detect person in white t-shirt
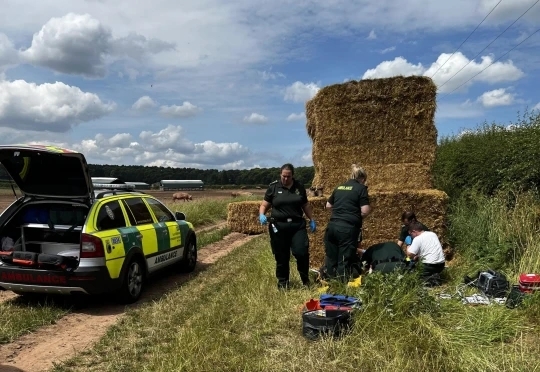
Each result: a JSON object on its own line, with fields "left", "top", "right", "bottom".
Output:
{"left": 406, "top": 221, "right": 445, "bottom": 282}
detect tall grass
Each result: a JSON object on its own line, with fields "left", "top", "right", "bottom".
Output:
{"left": 51, "top": 235, "right": 540, "bottom": 372}
{"left": 446, "top": 189, "right": 540, "bottom": 280}
{"left": 164, "top": 195, "right": 259, "bottom": 228}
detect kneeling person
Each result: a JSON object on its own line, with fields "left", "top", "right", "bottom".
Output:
{"left": 406, "top": 221, "right": 445, "bottom": 280}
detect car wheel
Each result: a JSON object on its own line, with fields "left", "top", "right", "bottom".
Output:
{"left": 119, "top": 257, "right": 145, "bottom": 304}
{"left": 180, "top": 236, "right": 197, "bottom": 273}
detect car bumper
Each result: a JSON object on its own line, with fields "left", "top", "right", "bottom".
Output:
{"left": 0, "top": 265, "right": 120, "bottom": 295}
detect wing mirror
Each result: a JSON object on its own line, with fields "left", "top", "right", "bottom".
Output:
{"left": 175, "top": 211, "right": 186, "bottom": 221}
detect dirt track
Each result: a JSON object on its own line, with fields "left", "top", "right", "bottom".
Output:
{"left": 0, "top": 231, "right": 258, "bottom": 372}
{"left": 0, "top": 190, "right": 262, "bottom": 372}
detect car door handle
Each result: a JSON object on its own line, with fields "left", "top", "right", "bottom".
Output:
{"left": 136, "top": 234, "right": 143, "bottom": 240}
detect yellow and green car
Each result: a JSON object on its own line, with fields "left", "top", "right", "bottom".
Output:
{"left": 0, "top": 144, "right": 197, "bottom": 303}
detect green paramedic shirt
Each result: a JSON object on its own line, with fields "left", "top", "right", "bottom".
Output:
{"left": 327, "top": 179, "right": 369, "bottom": 228}
{"left": 264, "top": 179, "right": 308, "bottom": 220}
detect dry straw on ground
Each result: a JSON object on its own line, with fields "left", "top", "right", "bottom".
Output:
{"left": 307, "top": 76, "right": 438, "bottom": 193}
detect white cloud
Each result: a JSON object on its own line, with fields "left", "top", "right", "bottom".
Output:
{"left": 362, "top": 52, "right": 525, "bottom": 93}
{"left": 286, "top": 112, "right": 306, "bottom": 121}
{"left": 477, "top": 88, "right": 515, "bottom": 108}
{"left": 0, "top": 33, "right": 19, "bottom": 72}
{"left": 533, "top": 102, "right": 540, "bottom": 111}
{"left": 243, "top": 113, "right": 268, "bottom": 124}
{"left": 18, "top": 13, "right": 174, "bottom": 78}
{"left": 132, "top": 96, "right": 157, "bottom": 111}
{"left": 259, "top": 69, "right": 285, "bottom": 80}
{"left": 284, "top": 81, "right": 320, "bottom": 103}
{"left": 380, "top": 46, "right": 396, "bottom": 54}
{"left": 367, "top": 30, "right": 377, "bottom": 40}
{"left": 159, "top": 102, "right": 202, "bottom": 118}
{"left": 0, "top": 79, "right": 116, "bottom": 132}
{"left": 19, "top": 13, "right": 112, "bottom": 78}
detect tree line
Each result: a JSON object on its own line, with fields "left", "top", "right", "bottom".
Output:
{"left": 88, "top": 164, "right": 316, "bottom": 188}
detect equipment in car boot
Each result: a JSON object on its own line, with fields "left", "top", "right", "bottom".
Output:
{"left": 12, "top": 251, "right": 39, "bottom": 267}
{"left": 518, "top": 273, "right": 540, "bottom": 294}
{"left": 37, "top": 253, "right": 78, "bottom": 271}
{"left": 0, "top": 250, "right": 13, "bottom": 264}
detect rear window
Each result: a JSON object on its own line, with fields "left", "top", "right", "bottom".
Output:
{"left": 0, "top": 151, "right": 89, "bottom": 197}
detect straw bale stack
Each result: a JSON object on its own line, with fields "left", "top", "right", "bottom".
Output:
{"left": 227, "top": 191, "right": 449, "bottom": 268}
{"left": 307, "top": 76, "right": 437, "bottom": 193}
{"left": 304, "top": 76, "right": 450, "bottom": 268}
{"left": 227, "top": 201, "right": 269, "bottom": 235}
{"left": 306, "top": 191, "right": 449, "bottom": 268}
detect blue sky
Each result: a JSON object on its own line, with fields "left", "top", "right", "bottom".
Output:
{"left": 0, "top": 0, "right": 539, "bottom": 169}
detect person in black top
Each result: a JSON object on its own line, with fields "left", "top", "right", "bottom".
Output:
{"left": 397, "top": 211, "right": 429, "bottom": 249}
{"left": 324, "top": 164, "right": 371, "bottom": 282}
{"left": 259, "top": 163, "right": 316, "bottom": 289}
{"left": 359, "top": 241, "right": 408, "bottom": 273}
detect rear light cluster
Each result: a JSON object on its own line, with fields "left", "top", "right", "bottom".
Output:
{"left": 80, "top": 233, "right": 105, "bottom": 258}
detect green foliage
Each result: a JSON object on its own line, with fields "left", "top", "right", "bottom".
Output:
{"left": 445, "top": 189, "right": 540, "bottom": 278}
{"left": 433, "top": 108, "right": 540, "bottom": 199}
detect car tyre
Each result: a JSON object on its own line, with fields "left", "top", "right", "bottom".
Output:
{"left": 118, "top": 257, "right": 145, "bottom": 304}
{"left": 180, "top": 235, "right": 197, "bottom": 273}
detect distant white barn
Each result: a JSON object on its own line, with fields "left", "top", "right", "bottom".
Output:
{"left": 159, "top": 180, "right": 204, "bottom": 191}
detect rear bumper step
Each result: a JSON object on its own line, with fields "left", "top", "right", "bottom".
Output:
{"left": 0, "top": 282, "right": 88, "bottom": 295}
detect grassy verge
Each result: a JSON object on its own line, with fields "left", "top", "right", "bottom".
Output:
{"left": 0, "top": 224, "right": 232, "bottom": 346}
{"left": 51, "top": 231, "right": 540, "bottom": 372}
{"left": 164, "top": 195, "right": 258, "bottom": 228}
{"left": 0, "top": 297, "right": 69, "bottom": 344}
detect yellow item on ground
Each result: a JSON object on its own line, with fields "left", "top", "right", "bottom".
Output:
{"left": 347, "top": 276, "right": 362, "bottom": 288}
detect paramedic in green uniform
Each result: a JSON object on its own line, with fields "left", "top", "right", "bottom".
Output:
{"left": 259, "top": 163, "right": 316, "bottom": 289}
{"left": 324, "top": 164, "right": 371, "bottom": 282}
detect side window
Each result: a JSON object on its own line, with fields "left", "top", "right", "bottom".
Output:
{"left": 96, "top": 200, "right": 127, "bottom": 231}
{"left": 122, "top": 198, "right": 154, "bottom": 226}
{"left": 145, "top": 198, "right": 175, "bottom": 222}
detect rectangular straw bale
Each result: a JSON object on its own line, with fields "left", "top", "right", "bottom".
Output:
{"left": 306, "top": 76, "right": 438, "bottom": 193}
{"left": 306, "top": 190, "right": 450, "bottom": 268}
{"left": 227, "top": 201, "right": 269, "bottom": 235}
{"left": 312, "top": 163, "right": 433, "bottom": 194}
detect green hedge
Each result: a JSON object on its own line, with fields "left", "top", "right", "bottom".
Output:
{"left": 433, "top": 108, "right": 540, "bottom": 198}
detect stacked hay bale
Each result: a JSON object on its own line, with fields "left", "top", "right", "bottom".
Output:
{"left": 227, "top": 75, "right": 450, "bottom": 268}
{"left": 305, "top": 76, "right": 449, "bottom": 267}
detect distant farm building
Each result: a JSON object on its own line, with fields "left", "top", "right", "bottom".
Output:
{"left": 125, "top": 181, "right": 151, "bottom": 190}
{"left": 159, "top": 180, "right": 205, "bottom": 191}
{"left": 91, "top": 177, "right": 124, "bottom": 184}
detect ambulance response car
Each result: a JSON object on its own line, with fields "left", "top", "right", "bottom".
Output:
{"left": 0, "top": 145, "right": 197, "bottom": 303}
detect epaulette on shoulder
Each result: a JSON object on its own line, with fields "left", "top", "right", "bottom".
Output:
{"left": 269, "top": 180, "right": 278, "bottom": 186}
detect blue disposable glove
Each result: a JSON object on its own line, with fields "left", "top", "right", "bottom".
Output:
{"left": 259, "top": 214, "right": 267, "bottom": 225}
{"left": 309, "top": 219, "right": 316, "bottom": 232}
{"left": 404, "top": 235, "right": 412, "bottom": 246}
